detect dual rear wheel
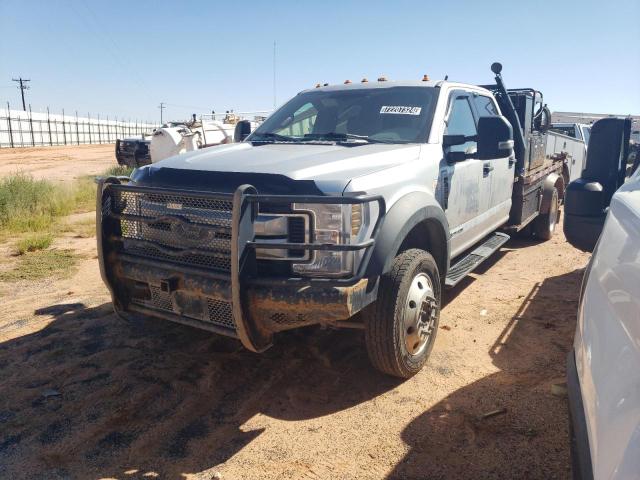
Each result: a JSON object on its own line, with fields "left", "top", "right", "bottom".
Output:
{"left": 533, "top": 187, "right": 560, "bottom": 240}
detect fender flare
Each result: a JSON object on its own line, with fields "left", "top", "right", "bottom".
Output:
{"left": 540, "top": 173, "right": 564, "bottom": 214}
{"left": 365, "top": 192, "right": 450, "bottom": 280}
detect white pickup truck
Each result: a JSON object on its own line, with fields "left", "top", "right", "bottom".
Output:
{"left": 97, "top": 63, "right": 609, "bottom": 377}
{"left": 547, "top": 122, "right": 591, "bottom": 185}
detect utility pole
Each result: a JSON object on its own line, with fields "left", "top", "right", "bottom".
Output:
{"left": 158, "top": 102, "right": 166, "bottom": 124}
{"left": 273, "top": 41, "right": 277, "bottom": 109}
{"left": 12, "top": 77, "right": 30, "bottom": 111}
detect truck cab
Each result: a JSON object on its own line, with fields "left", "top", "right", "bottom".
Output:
{"left": 97, "top": 64, "right": 563, "bottom": 378}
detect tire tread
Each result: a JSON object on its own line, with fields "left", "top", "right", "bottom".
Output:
{"left": 365, "top": 249, "right": 439, "bottom": 378}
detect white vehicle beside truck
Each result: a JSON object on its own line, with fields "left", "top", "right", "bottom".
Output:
{"left": 563, "top": 117, "right": 638, "bottom": 480}
{"left": 97, "top": 63, "right": 607, "bottom": 378}
{"left": 547, "top": 122, "right": 591, "bottom": 186}
{"left": 550, "top": 122, "right": 592, "bottom": 144}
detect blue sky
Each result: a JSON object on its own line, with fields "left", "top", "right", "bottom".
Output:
{"left": 1, "top": 0, "right": 639, "bottom": 123}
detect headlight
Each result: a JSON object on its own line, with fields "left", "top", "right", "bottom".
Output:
{"left": 291, "top": 202, "right": 371, "bottom": 277}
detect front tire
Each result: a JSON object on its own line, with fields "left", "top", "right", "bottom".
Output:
{"left": 364, "top": 249, "right": 441, "bottom": 378}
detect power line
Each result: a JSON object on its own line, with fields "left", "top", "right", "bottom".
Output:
{"left": 12, "top": 77, "right": 30, "bottom": 111}
{"left": 158, "top": 102, "right": 166, "bottom": 124}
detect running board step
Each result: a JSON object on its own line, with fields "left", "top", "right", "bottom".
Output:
{"left": 445, "top": 232, "right": 510, "bottom": 288}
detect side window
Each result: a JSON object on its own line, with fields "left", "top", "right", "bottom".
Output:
{"left": 473, "top": 95, "right": 499, "bottom": 116}
{"left": 274, "top": 102, "right": 318, "bottom": 136}
{"left": 446, "top": 96, "right": 477, "bottom": 154}
{"left": 582, "top": 127, "right": 591, "bottom": 145}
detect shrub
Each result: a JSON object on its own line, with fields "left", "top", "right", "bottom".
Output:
{"left": 0, "top": 173, "right": 95, "bottom": 235}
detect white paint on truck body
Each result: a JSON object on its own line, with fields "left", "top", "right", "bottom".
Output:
{"left": 574, "top": 170, "right": 640, "bottom": 479}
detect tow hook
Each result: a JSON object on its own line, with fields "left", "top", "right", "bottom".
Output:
{"left": 160, "top": 277, "right": 180, "bottom": 293}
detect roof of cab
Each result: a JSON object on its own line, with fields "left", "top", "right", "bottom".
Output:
{"left": 298, "top": 80, "right": 493, "bottom": 95}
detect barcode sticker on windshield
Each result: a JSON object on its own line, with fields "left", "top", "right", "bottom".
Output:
{"left": 380, "top": 106, "right": 422, "bottom": 115}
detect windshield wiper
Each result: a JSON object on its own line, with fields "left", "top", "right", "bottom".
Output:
{"left": 250, "top": 132, "right": 298, "bottom": 142}
{"left": 304, "top": 132, "right": 393, "bottom": 144}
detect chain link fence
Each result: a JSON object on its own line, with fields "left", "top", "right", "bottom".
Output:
{"left": 0, "top": 103, "right": 157, "bottom": 148}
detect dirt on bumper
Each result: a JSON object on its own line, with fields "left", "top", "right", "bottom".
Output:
{"left": 113, "top": 257, "right": 373, "bottom": 339}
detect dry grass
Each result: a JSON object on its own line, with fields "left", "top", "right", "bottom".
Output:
{"left": 0, "top": 173, "right": 95, "bottom": 236}
{"left": 16, "top": 233, "right": 53, "bottom": 255}
{"left": 59, "top": 216, "right": 96, "bottom": 238}
{"left": 0, "top": 249, "right": 78, "bottom": 282}
{"left": 102, "top": 165, "right": 134, "bottom": 177}
{"left": 0, "top": 164, "right": 129, "bottom": 238}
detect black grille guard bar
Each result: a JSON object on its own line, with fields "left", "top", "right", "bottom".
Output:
{"left": 242, "top": 191, "right": 385, "bottom": 287}
{"left": 97, "top": 179, "right": 386, "bottom": 352}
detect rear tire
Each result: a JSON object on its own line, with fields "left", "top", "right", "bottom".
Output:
{"left": 533, "top": 188, "right": 560, "bottom": 241}
{"left": 364, "top": 249, "right": 441, "bottom": 378}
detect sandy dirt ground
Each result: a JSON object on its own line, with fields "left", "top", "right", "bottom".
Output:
{"left": 0, "top": 144, "right": 117, "bottom": 182}
{"left": 0, "top": 222, "right": 589, "bottom": 480}
{"left": 0, "top": 145, "right": 591, "bottom": 479}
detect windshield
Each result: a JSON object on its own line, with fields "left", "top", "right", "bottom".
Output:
{"left": 251, "top": 86, "right": 437, "bottom": 144}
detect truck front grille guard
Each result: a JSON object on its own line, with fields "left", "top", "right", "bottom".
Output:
{"left": 96, "top": 177, "right": 386, "bottom": 352}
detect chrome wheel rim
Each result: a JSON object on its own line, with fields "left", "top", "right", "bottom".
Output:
{"left": 403, "top": 273, "right": 438, "bottom": 356}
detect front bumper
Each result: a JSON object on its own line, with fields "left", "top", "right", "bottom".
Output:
{"left": 97, "top": 178, "right": 384, "bottom": 352}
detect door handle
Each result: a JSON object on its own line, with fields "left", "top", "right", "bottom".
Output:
{"left": 483, "top": 162, "right": 494, "bottom": 177}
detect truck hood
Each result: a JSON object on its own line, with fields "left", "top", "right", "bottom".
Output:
{"left": 149, "top": 142, "right": 421, "bottom": 193}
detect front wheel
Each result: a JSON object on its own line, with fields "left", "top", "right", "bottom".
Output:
{"left": 364, "top": 249, "right": 441, "bottom": 378}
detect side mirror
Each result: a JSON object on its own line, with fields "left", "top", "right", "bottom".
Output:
{"left": 234, "top": 120, "right": 252, "bottom": 142}
{"left": 477, "top": 116, "right": 513, "bottom": 160}
{"left": 447, "top": 151, "right": 469, "bottom": 163}
{"left": 442, "top": 134, "right": 467, "bottom": 147}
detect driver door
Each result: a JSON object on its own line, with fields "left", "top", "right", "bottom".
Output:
{"left": 471, "top": 93, "right": 514, "bottom": 230}
{"left": 441, "top": 91, "right": 488, "bottom": 257}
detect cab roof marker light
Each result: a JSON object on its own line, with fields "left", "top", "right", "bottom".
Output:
{"left": 344, "top": 79, "right": 352, "bottom": 84}
{"left": 361, "top": 78, "right": 368, "bottom": 83}
{"left": 315, "top": 83, "right": 321, "bottom": 88}
{"left": 378, "top": 76, "right": 387, "bottom": 82}
{"left": 422, "top": 74, "right": 430, "bottom": 81}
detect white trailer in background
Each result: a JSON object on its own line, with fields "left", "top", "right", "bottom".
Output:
{"left": 150, "top": 111, "right": 269, "bottom": 163}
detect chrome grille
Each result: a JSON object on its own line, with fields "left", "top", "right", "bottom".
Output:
{"left": 111, "top": 189, "right": 233, "bottom": 272}
{"left": 123, "top": 244, "right": 230, "bottom": 271}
